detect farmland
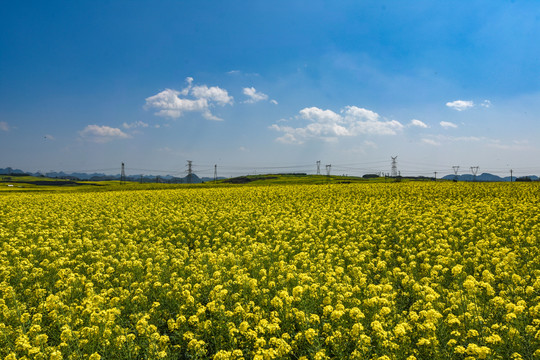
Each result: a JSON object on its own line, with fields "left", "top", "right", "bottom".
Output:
{"left": 1, "top": 182, "right": 539, "bottom": 359}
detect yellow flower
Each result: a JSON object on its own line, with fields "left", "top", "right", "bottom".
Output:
{"left": 89, "top": 353, "right": 101, "bottom": 360}
{"left": 50, "top": 350, "right": 63, "bottom": 360}
{"left": 452, "top": 264, "right": 463, "bottom": 276}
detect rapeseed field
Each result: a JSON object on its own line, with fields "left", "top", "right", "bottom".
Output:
{"left": 1, "top": 182, "right": 539, "bottom": 359}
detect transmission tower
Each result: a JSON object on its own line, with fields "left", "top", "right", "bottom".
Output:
{"left": 214, "top": 164, "right": 217, "bottom": 182}
{"left": 187, "top": 160, "right": 193, "bottom": 183}
{"left": 316, "top": 160, "right": 321, "bottom": 175}
{"left": 121, "top": 162, "right": 126, "bottom": 185}
{"left": 326, "top": 164, "right": 331, "bottom": 176}
{"left": 391, "top": 156, "right": 398, "bottom": 177}
{"left": 452, "top": 166, "right": 460, "bottom": 181}
{"left": 470, "top": 166, "right": 479, "bottom": 182}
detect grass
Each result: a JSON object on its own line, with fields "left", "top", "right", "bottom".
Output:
{"left": 0, "top": 173, "right": 422, "bottom": 193}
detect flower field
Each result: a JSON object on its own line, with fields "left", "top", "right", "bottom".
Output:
{"left": 1, "top": 182, "right": 540, "bottom": 360}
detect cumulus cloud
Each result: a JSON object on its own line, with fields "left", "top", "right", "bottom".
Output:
{"left": 0, "top": 121, "right": 9, "bottom": 132}
{"left": 270, "top": 106, "right": 403, "bottom": 144}
{"left": 409, "top": 119, "right": 429, "bottom": 128}
{"left": 145, "top": 77, "right": 233, "bottom": 121}
{"left": 242, "top": 87, "right": 269, "bottom": 103}
{"left": 79, "top": 125, "right": 131, "bottom": 143}
{"left": 440, "top": 121, "right": 458, "bottom": 129}
{"left": 446, "top": 100, "right": 474, "bottom": 111}
{"left": 123, "top": 121, "right": 149, "bottom": 129}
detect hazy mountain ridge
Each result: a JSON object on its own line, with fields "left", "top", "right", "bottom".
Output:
{"left": 2, "top": 168, "right": 538, "bottom": 182}
{"left": 441, "top": 173, "right": 539, "bottom": 182}
{"left": 0, "top": 168, "right": 223, "bottom": 183}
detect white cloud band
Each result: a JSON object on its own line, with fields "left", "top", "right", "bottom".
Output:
{"left": 410, "top": 119, "right": 429, "bottom": 128}
{"left": 446, "top": 100, "right": 474, "bottom": 111}
{"left": 145, "top": 78, "right": 233, "bottom": 121}
{"left": 270, "top": 106, "right": 403, "bottom": 144}
{"left": 440, "top": 121, "right": 458, "bottom": 129}
{"left": 79, "top": 125, "right": 130, "bottom": 143}
{"left": 243, "top": 87, "right": 269, "bottom": 103}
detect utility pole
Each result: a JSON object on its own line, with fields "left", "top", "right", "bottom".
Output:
{"left": 434, "top": 171, "right": 437, "bottom": 181}
{"left": 326, "top": 164, "right": 331, "bottom": 176}
{"left": 470, "top": 166, "right": 479, "bottom": 182}
{"left": 140, "top": 175, "right": 143, "bottom": 184}
{"left": 316, "top": 160, "right": 321, "bottom": 175}
{"left": 187, "top": 160, "right": 193, "bottom": 184}
{"left": 452, "top": 166, "right": 460, "bottom": 181}
{"left": 214, "top": 164, "right": 217, "bottom": 182}
{"left": 510, "top": 169, "right": 513, "bottom": 182}
{"left": 121, "top": 162, "right": 126, "bottom": 185}
{"left": 391, "top": 156, "right": 398, "bottom": 177}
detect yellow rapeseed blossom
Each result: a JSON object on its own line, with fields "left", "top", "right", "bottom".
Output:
{"left": 0, "top": 182, "right": 539, "bottom": 359}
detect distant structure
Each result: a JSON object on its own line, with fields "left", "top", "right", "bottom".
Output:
{"left": 214, "top": 164, "right": 218, "bottom": 182}
{"left": 452, "top": 166, "right": 460, "bottom": 181}
{"left": 326, "top": 164, "right": 331, "bottom": 176}
{"left": 470, "top": 166, "right": 479, "bottom": 182}
{"left": 391, "top": 156, "right": 398, "bottom": 177}
{"left": 187, "top": 160, "right": 193, "bottom": 183}
{"left": 120, "top": 162, "right": 126, "bottom": 185}
{"left": 316, "top": 160, "right": 321, "bottom": 175}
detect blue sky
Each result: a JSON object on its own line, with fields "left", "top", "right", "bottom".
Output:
{"left": 1, "top": 1, "right": 540, "bottom": 177}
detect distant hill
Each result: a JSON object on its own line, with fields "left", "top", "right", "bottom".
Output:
{"left": 0, "top": 167, "right": 27, "bottom": 175}
{"left": 442, "top": 173, "right": 539, "bottom": 182}
{"left": 1, "top": 168, "right": 224, "bottom": 183}
{"left": 3, "top": 167, "right": 538, "bottom": 183}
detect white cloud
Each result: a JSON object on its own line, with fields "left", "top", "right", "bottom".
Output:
{"left": 446, "top": 100, "right": 474, "bottom": 111}
{"left": 0, "top": 121, "right": 9, "bottom": 132}
{"left": 191, "top": 84, "right": 233, "bottom": 105}
{"left": 421, "top": 138, "right": 440, "bottom": 146}
{"left": 44, "top": 134, "right": 55, "bottom": 140}
{"left": 123, "top": 121, "right": 149, "bottom": 129}
{"left": 243, "top": 87, "right": 269, "bottom": 103}
{"left": 145, "top": 77, "right": 233, "bottom": 121}
{"left": 409, "top": 119, "right": 429, "bottom": 128}
{"left": 79, "top": 125, "right": 131, "bottom": 143}
{"left": 422, "top": 134, "right": 483, "bottom": 145}
{"left": 270, "top": 106, "right": 403, "bottom": 144}
{"left": 481, "top": 99, "right": 492, "bottom": 108}
{"left": 343, "top": 140, "right": 379, "bottom": 155}
{"left": 487, "top": 139, "right": 532, "bottom": 151}
{"left": 270, "top": 99, "right": 278, "bottom": 105}
{"left": 440, "top": 121, "right": 458, "bottom": 129}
